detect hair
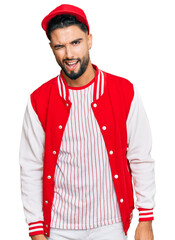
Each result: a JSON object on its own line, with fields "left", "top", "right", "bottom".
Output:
{"left": 46, "top": 14, "right": 88, "bottom": 40}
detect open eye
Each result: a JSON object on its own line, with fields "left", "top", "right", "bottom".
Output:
{"left": 72, "top": 40, "right": 81, "bottom": 45}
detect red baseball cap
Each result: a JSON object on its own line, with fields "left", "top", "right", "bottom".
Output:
{"left": 41, "top": 4, "right": 90, "bottom": 34}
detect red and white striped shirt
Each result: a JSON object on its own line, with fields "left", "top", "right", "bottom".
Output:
{"left": 50, "top": 73, "right": 121, "bottom": 229}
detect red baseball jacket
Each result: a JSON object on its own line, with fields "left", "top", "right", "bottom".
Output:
{"left": 20, "top": 65, "right": 155, "bottom": 237}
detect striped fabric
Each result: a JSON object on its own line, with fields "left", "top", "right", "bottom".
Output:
{"left": 138, "top": 208, "right": 154, "bottom": 221}
{"left": 50, "top": 70, "right": 122, "bottom": 230}
{"left": 94, "top": 70, "right": 104, "bottom": 100}
{"left": 57, "top": 69, "right": 104, "bottom": 102}
{"left": 29, "top": 221, "right": 44, "bottom": 236}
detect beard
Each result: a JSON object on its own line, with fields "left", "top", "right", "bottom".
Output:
{"left": 57, "top": 53, "right": 90, "bottom": 80}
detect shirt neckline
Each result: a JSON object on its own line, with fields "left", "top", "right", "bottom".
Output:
{"left": 60, "top": 65, "right": 98, "bottom": 90}
{"left": 68, "top": 78, "right": 95, "bottom": 90}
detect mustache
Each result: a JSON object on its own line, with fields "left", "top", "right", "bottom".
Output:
{"left": 63, "top": 58, "right": 81, "bottom": 63}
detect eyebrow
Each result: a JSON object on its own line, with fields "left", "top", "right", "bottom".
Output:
{"left": 53, "top": 38, "right": 83, "bottom": 48}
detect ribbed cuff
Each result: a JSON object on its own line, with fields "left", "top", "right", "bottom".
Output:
{"left": 29, "top": 221, "right": 44, "bottom": 236}
{"left": 138, "top": 208, "right": 154, "bottom": 221}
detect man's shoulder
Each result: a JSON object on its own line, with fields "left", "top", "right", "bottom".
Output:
{"left": 31, "top": 76, "right": 58, "bottom": 98}
{"left": 30, "top": 76, "right": 58, "bottom": 114}
{"left": 101, "top": 69, "right": 133, "bottom": 89}
{"left": 101, "top": 69, "right": 134, "bottom": 112}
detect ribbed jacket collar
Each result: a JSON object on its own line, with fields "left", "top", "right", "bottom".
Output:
{"left": 57, "top": 64, "right": 105, "bottom": 102}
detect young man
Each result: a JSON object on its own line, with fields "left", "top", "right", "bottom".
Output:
{"left": 19, "top": 4, "right": 155, "bottom": 240}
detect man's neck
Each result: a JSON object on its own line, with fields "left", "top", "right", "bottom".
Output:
{"left": 62, "top": 61, "right": 96, "bottom": 87}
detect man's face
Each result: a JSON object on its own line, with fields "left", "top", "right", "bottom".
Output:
{"left": 50, "top": 25, "right": 92, "bottom": 80}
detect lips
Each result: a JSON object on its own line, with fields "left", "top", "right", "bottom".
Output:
{"left": 64, "top": 60, "right": 79, "bottom": 71}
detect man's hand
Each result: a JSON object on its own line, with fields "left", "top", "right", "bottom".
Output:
{"left": 135, "top": 221, "right": 154, "bottom": 240}
{"left": 31, "top": 234, "right": 47, "bottom": 240}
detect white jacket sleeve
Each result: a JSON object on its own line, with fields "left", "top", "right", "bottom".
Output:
{"left": 19, "top": 97, "right": 45, "bottom": 236}
{"left": 126, "top": 86, "right": 156, "bottom": 221}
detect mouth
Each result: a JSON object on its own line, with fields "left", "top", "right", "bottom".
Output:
{"left": 64, "top": 60, "right": 79, "bottom": 71}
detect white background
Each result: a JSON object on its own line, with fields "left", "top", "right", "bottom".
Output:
{"left": 0, "top": 0, "right": 175, "bottom": 239}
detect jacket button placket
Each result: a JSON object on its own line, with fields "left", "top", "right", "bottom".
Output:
{"left": 109, "top": 150, "right": 113, "bottom": 155}
{"left": 44, "top": 150, "right": 57, "bottom": 212}
{"left": 114, "top": 174, "right": 118, "bottom": 179}
{"left": 102, "top": 126, "right": 107, "bottom": 130}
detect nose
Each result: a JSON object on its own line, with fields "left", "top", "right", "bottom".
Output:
{"left": 65, "top": 44, "right": 74, "bottom": 59}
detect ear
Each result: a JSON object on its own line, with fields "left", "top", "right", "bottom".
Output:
{"left": 87, "top": 33, "right": 93, "bottom": 50}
